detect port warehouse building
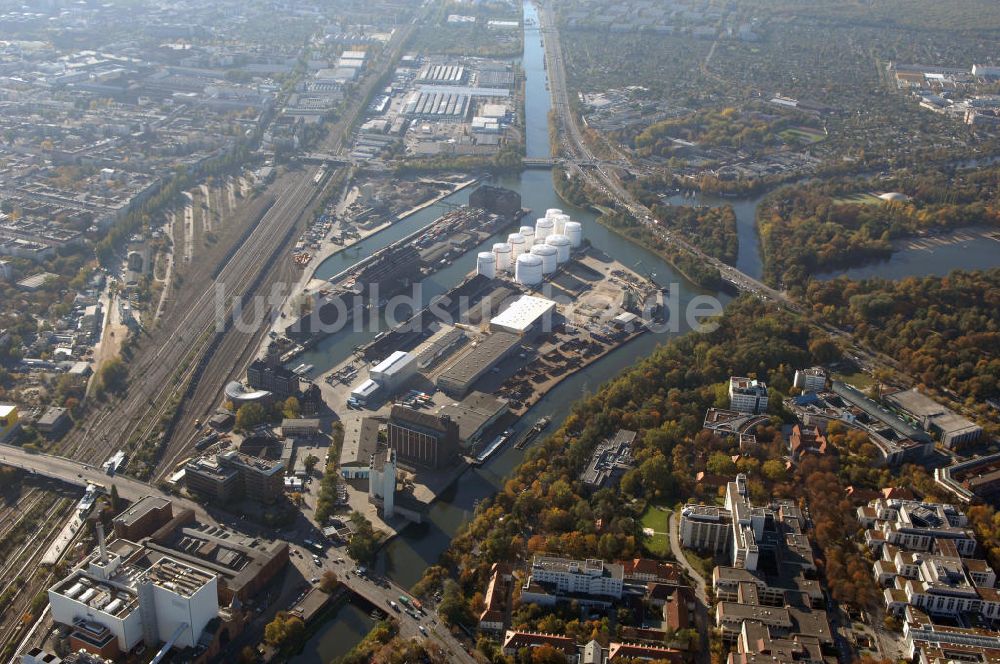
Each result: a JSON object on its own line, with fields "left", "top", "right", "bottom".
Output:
{"left": 386, "top": 405, "right": 461, "bottom": 469}
{"left": 434, "top": 295, "right": 556, "bottom": 397}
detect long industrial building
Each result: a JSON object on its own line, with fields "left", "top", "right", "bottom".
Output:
{"left": 436, "top": 331, "right": 521, "bottom": 397}
{"left": 417, "top": 64, "right": 468, "bottom": 85}
{"left": 401, "top": 91, "right": 471, "bottom": 119}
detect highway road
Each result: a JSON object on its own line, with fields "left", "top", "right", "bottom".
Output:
{"left": 538, "top": 6, "right": 795, "bottom": 308}
{"left": 537, "top": 7, "right": 936, "bottom": 395}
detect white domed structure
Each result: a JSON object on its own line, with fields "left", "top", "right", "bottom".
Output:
{"left": 519, "top": 225, "right": 536, "bottom": 248}
{"left": 507, "top": 232, "right": 527, "bottom": 259}
{"left": 535, "top": 217, "right": 554, "bottom": 242}
{"left": 878, "top": 192, "right": 911, "bottom": 202}
{"left": 514, "top": 253, "right": 544, "bottom": 286}
{"left": 546, "top": 234, "right": 572, "bottom": 263}
{"left": 563, "top": 221, "right": 582, "bottom": 248}
{"left": 545, "top": 208, "right": 563, "bottom": 219}
{"left": 477, "top": 251, "right": 497, "bottom": 278}
{"left": 492, "top": 242, "right": 512, "bottom": 271}
{"left": 530, "top": 244, "right": 558, "bottom": 274}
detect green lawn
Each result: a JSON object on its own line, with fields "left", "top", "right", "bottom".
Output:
{"left": 779, "top": 126, "right": 825, "bottom": 145}
{"left": 831, "top": 192, "right": 882, "bottom": 206}
{"left": 833, "top": 370, "right": 873, "bottom": 389}
{"left": 639, "top": 505, "right": 671, "bottom": 558}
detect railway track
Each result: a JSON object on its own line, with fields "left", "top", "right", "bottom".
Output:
{"left": 59, "top": 170, "right": 318, "bottom": 469}
{"left": 0, "top": 496, "right": 73, "bottom": 659}
{"left": 0, "top": 21, "right": 419, "bottom": 660}
{"left": 0, "top": 488, "right": 41, "bottom": 543}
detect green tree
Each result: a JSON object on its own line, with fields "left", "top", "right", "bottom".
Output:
{"left": 263, "top": 612, "right": 304, "bottom": 647}
{"left": 706, "top": 452, "right": 736, "bottom": 476}
{"left": 347, "top": 511, "right": 380, "bottom": 563}
{"left": 438, "top": 579, "right": 472, "bottom": 627}
{"left": 319, "top": 570, "right": 340, "bottom": 593}
{"left": 303, "top": 454, "right": 320, "bottom": 475}
{"left": 236, "top": 403, "right": 265, "bottom": 431}
{"left": 97, "top": 358, "right": 128, "bottom": 396}
{"left": 282, "top": 396, "right": 301, "bottom": 419}
{"left": 762, "top": 459, "right": 788, "bottom": 483}
{"left": 639, "top": 453, "right": 673, "bottom": 496}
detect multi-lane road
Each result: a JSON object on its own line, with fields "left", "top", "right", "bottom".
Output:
{"left": 539, "top": 6, "right": 795, "bottom": 307}
{"left": 536, "top": 6, "right": 942, "bottom": 395}
{"left": 0, "top": 443, "right": 214, "bottom": 524}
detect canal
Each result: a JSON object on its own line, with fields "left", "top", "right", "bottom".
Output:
{"left": 297, "top": 0, "right": 728, "bottom": 597}
{"left": 289, "top": 598, "right": 376, "bottom": 664}
{"left": 288, "top": 1, "right": 1000, "bottom": 657}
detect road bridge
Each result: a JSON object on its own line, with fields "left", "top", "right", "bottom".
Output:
{"left": 0, "top": 443, "right": 214, "bottom": 524}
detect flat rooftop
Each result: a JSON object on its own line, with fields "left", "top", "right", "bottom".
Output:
{"left": 436, "top": 391, "right": 508, "bottom": 442}
{"left": 148, "top": 556, "right": 215, "bottom": 597}
{"left": 885, "top": 388, "right": 946, "bottom": 418}
{"left": 114, "top": 495, "right": 172, "bottom": 528}
{"left": 438, "top": 331, "right": 520, "bottom": 386}
{"left": 490, "top": 294, "right": 556, "bottom": 333}
{"left": 371, "top": 351, "right": 415, "bottom": 376}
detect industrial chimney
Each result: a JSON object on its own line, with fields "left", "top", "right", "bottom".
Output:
{"left": 96, "top": 521, "right": 109, "bottom": 564}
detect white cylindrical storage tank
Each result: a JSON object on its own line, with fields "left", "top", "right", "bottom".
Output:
{"left": 530, "top": 244, "right": 558, "bottom": 274}
{"left": 546, "top": 234, "right": 572, "bottom": 263}
{"left": 477, "top": 251, "right": 497, "bottom": 278}
{"left": 545, "top": 208, "right": 563, "bottom": 219}
{"left": 564, "top": 221, "right": 583, "bottom": 248}
{"left": 507, "top": 232, "right": 526, "bottom": 259}
{"left": 553, "top": 213, "right": 570, "bottom": 234}
{"left": 535, "top": 217, "right": 554, "bottom": 242}
{"left": 519, "top": 225, "right": 535, "bottom": 248}
{"left": 514, "top": 253, "right": 544, "bottom": 286}
{"left": 492, "top": 242, "right": 512, "bottom": 271}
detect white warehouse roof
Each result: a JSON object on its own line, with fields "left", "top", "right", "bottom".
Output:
{"left": 351, "top": 379, "right": 381, "bottom": 399}
{"left": 371, "top": 351, "right": 416, "bottom": 376}
{"left": 490, "top": 295, "right": 556, "bottom": 334}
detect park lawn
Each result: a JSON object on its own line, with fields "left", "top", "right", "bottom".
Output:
{"left": 833, "top": 370, "right": 873, "bottom": 389}
{"left": 831, "top": 192, "right": 882, "bottom": 206}
{"left": 639, "top": 505, "right": 671, "bottom": 558}
{"left": 779, "top": 126, "right": 825, "bottom": 145}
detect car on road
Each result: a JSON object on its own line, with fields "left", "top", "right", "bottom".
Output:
{"left": 418, "top": 625, "right": 427, "bottom": 635}
{"left": 310, "top": 577, "right": 319, "bottom": 583}
{"left": 388, "top": 600, "right": 400, "bottom": 612}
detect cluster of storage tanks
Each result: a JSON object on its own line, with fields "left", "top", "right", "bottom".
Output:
{"left": 476, "top": 209, "right": 583, "bottom": 285}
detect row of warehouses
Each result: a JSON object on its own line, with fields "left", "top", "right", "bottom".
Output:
{"left": 350, "top": 293, "right": 558, "bottom": 403}
{"left": 417, "top": 64, "right": 467, "bottom": 85}
{"left": 402, "top": 91, "right": 471, "bottom": 118}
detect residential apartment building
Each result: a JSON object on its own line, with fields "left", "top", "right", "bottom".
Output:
{"left": 728, "top": 377, "right": 768, "bottom": 414}
{"left": 679, "top": 505, "right": 733, "bottom": 553}
{"left": 859, "top": 495, "right": 999, "bottom": 627}
{"left": 184, "top": 448, "right": 285, "bottom": 503}
{"left": 246, "top": 358, "right": 299, "bottom": 398}
{"left": 793, "top": 367, "right": 827, "bottom": 394}
{"left": 521, "top": 555, "right": 624, "bottom": 606}
{"left": 857, "top": 497, "right": 976, "bottom": 556}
